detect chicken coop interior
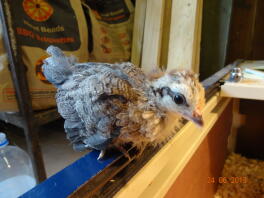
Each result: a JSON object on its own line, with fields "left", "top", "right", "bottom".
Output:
{"left": 0, "top": 0, "right": 264, "bottom": 197}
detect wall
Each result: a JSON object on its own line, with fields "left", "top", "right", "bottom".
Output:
{"left": 200, "top": 0, "right": 233, "bottom": 80}
{"left": 227, "top": 0, "right": 264, "bottom": 62}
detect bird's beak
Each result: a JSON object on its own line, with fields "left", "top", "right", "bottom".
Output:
{"left": 191, "top": 110, "right": 204, "bottom": 127}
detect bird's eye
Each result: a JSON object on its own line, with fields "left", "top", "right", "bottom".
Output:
{"left": 174, "top": 94, "right": 186, "bottom": 105}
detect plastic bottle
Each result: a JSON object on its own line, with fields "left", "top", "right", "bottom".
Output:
{"left": 0, "top": 133, "right": 36, "bottom": 198}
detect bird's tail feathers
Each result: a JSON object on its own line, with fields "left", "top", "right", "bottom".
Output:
{"left": 42, "top": 45, "right": 76, "bottom": 87}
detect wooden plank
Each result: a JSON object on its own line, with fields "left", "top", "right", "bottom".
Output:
{"left": 220, "top": 81, "right": 264, "bottom": 100}
{"left": 159, "top": 0, "right": 172, "bottom": 70}
{"left": 227, "top": 99, "right": 245, "bottom": 153}
{"left": 226, "top": 0, "right": 258, "bottom": 63}
{"left": 141, "top": 0, "right": 165, "bottom": 73}
{"left": 114, "top": 95, "right": 231, "bottom": 198}
{"left": 251, "top": 0, "right": 264, "bottom": 59}
{"left": 69, "top": 148, "right": 136, "bottom": 198}
{"left": 131, "top": 0, "right": 147, "bottom": 66}
{"left": 167, "top": 0, "right": 203, "bottom": 72}
{"left": 165, "top": 102, "right": 232, "bottom": 198}
{"left": 193, "top": 0, "right": 203, "bottom": 72}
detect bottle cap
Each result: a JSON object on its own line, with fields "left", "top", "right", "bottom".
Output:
{"left": 0, "top": 133, "right": 9, "bottom": 148}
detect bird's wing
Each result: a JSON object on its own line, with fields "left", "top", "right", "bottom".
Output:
{"left": 73, "top": 62, "right": 146, "bottom": 91}
{"left": 58, "top": 63, "right": 143, "bottom": 150}
{"left": 112, "top": 62, "right": 146, "bottom": 88}
{"left": 56, "top": 88, "right": 90, "bottom": 151}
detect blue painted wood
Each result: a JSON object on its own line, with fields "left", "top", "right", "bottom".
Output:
{"left": 20, "top": 151, "right": 118, "bottom": 198}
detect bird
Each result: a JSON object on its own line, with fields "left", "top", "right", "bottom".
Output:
{"left": 42, "top": 46, "right": 205, "bottom": 160}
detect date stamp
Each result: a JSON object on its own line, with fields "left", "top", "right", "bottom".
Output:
{"left": 208, "top": 176, "right": 248, "bottom": 184}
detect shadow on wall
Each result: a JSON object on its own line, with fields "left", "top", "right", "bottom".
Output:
{"left": 200, "top": 0, "right": 233, "bottom": 80}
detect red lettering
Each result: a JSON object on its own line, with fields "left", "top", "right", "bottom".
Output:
{"left": 16, "top": 27, "right": 35, "bottom": 39}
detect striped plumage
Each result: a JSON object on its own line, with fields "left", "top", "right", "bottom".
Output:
{"left": 43, "top": 46, "right": 205, "bottom": 159}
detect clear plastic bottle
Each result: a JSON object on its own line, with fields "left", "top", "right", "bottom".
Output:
{"left": 0, "top": 132, "right": 36, "bottom": 198}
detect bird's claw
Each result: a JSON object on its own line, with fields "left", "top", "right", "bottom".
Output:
{"left": 123, "top": 151, "right": 132, "bottom": 161}
{"left": 117, "top": 145, "right": 131, "bottom": 161}
{"left": 97, "top": 150, "right": 106, "bottom": 160}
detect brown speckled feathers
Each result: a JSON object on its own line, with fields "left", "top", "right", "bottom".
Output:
{"left": 43, "top": 46, "right": 205, "bottom": 155}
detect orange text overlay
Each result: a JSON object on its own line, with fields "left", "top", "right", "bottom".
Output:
{"left": 207, "top": 177, "right": 248, "bottom": 184}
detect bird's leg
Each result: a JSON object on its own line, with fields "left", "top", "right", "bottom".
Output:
{"left": 116, "top": 145, "right": 131, "bottom": 161}
{"left": 136, "top": 148, "right": 144, "bottom": 158}
{"left": 97, "top": 150, "right": 106, "bottom": 160}
{"left": 136, "top": 142, "right": 147, "bottom": 158}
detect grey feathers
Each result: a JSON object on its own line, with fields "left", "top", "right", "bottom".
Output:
{"left": 43, "top": 46, "right": 75, "bottom": 87}
{"left": 42, "top": 46, "right": 205, "bottom": 153}
{"left": 42, "top": 46, "right": 150, "bottom": 151}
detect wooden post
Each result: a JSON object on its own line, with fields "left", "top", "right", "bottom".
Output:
{"left": 193, "top": 0, "right": 203, "bottom": 72}
{"left": 227, "top": 99, "right": 246, "bottom": 153}
{"left": 167, "top": 0, "right": 203, "bottom": 73}
{"left": 160, "top": 0, "right": 172, "bottom": 70}
{"left": 131, "top": 0, "right": 147, "bottom": 66}
{"left": 131, "top": 0, "right": 203, "bottom": 73}
{"left": 141, "top": 0, "right": 165, "bottom": 73}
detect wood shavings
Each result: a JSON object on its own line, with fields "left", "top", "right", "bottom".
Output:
{"left": 215, "top": 153, "right": 264, "bottom": 198}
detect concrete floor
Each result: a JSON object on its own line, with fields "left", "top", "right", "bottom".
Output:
{"left": 1, "top": 119, "right": 89, "bottom": 178}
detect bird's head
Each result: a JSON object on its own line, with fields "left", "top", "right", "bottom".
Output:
{"left": 150, "top": 70, "right": 205, "bottom": 127}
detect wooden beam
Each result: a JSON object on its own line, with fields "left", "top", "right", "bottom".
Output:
{"left": 226, "top": 0, "right": 259, "bottom": 63}
{"left": 221, "top": 81, "right": 264, "bottom": 100}
{"left": 193, "top": 0, "right": 203, "bottom": 72}
{"left": 141, "top": 0, "right": 165, "bottom": 73}
{"left": 227, "top": 99, "right": 245, "bottom": 153}
{"left": 160, "top": 0, "right": 172, "bottom": 70}
{"left": 167, "top": 0, "right": 203, "bottom": 73}
{"left": 131, "top": 0, "right": 147, "bottom": 66}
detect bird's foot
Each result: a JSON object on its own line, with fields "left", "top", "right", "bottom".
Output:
{"left": 135, "top": 143, "right": 147, "bottom": 158}
{"left": 136, "top": 148, "right": 145, "bottom": 158}
{"left": 116, "top": 145, "right": 131, "bottom": 161}
{"left": 97, "top": 150, "right": 106, "bottom": 160}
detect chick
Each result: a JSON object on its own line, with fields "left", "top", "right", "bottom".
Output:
{"left": 43, "top": 46, "right": 205, "bottom": 160}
